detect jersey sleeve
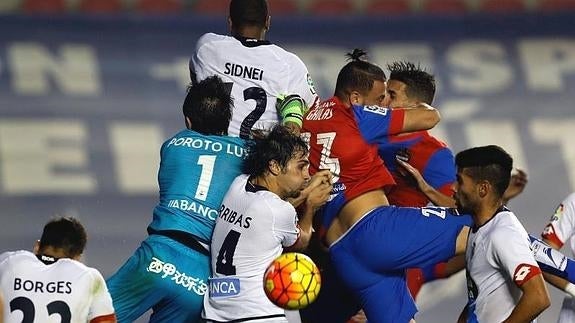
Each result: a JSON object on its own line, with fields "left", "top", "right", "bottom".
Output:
{"left": 285, "top": 53, "right": 320, "bottom": 111}
{"left": 541, "top": 193, "right": 575, "bottom": 248}
{"left": 271, "top": 200, "right": 299, "bottom": 248}
{"left": 489, "top": 226, "right": 541, "bottom": 286}
{"left": 87, "top": 269, "right": 116, "bottom": 322}
{"left": 354, "top": 106, "right": 405, "bottom": 144}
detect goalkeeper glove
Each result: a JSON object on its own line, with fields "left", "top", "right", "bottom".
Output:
{"left": 276, "top": 94, "right": 307, "bottom": 128}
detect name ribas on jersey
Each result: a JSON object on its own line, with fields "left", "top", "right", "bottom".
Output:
{"left": 224, "top": 62, "right": 263, "bottom": 81}
{"left": 218, "top": 204, "right": 252, "bottom": 228}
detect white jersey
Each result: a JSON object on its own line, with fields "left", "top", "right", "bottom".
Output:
{"left": 465, "top": 209, "right": 542, "bottom": 323}
{"left": 0, "top": 250, "right": 115, "bottom": 323}
{"left": 542, "top": 192, "right": 575, "bottom": 323}
{"left": 202, "top": 174, "right": 299, "bottom": 322}
{"left": 190, "top": 33, "right": 319, "bottom": 139}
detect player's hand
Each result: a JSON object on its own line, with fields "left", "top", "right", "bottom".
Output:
{"left": 276, "top": 94, "right": 307, "bottom": 130}
{"left": 347, "top": 309, "right": 367, "bottom": 323}
{"left": 396, "top": 157, "right": 429, "bottom": 191}
{"left": 503, "top": 168, "right": 528, "bottom": 204}
{"left": 288, "top": 170, "right": 332, "bottom": 207}
{"left": 305, "top": 170, "right": 333, "bottom": 210}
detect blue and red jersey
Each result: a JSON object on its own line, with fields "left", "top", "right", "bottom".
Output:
{"left": 302, "top": 96, "right": 405, "bottom": 232}
{"left": 379, "top": 131, "right": 455, "bottom": 207}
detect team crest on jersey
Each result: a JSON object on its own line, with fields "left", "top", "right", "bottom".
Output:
{"left": 550, "top": 203, "right": 564, "bottom": 222}
{"left": 306, "top": 73, "right": 317, "bottom": 95}
{"left": 363, "top": 105, "right": 388, "bottom": 116}
{"left": 542, "top": 224, "right": 555, "bottom": 237}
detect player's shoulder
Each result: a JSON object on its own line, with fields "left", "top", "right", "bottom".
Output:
{"left": 264, "top": 44, "right": 308, "bottom": 69}
{"left": 561, "top": 192, "right": 575, "bottom": 206}
{"left": 0, "top": 250, "right": 34, "bottom": 265}
{"left": 57, "top": 259, "right": 106, "bottom": 280}
{"left": 196, "top": 32, "right": 231, "bottom": 47}
{"left": 488, "top": 211, "right": 528, "bottom": 241}
{"left": 422, "top": 133, "right": 451, "bottom": 149}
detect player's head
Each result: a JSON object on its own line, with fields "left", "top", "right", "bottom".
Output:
{"left": 383, "top": 61, "right": 436, "bottom": 108}
{"left": 36, "top": 217, "right": 87, "bottom": 259}
{"left": 183, "top": 75, "right": 233, "bottom": 136}
{"left": 229, "top": 0, "right": 270, "bottom": 38}
{"left": 243, "top": 125, "right": 310, "bottom": 199}
{"left": 334, "top": 49, "right": 387, "bottom": 107}
{"left": 453, "top": 145, "right": 513, "bottom": 213}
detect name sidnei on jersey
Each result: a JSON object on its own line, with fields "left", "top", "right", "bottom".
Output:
{"left": 166, "top": 137, "right": 246, "bottom": 158}
{"left": 13, "top": 277, "right": 72, "bottom": 294}
{"left": 218, "top": 204, "right": 252, "bottom": 229}
{"left": 224, "top": 62, "right": 263, "bottom": 81}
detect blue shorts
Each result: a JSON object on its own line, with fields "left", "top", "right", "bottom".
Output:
{"left": 329, "top": 206, "right": 471, "bottom": 323}
{"left": 106, "top": 234, "right": 210, "bottom": 323}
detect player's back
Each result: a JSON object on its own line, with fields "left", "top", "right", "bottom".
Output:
{"left": 191, "top": 33, "right": 318, "bottom": 138}
{"left": 204, "top": 174, "right": 295, "bottom": 321}
{"left": 0, "top": 250, "right": 114, "bottom": 323}
{"left": 302, "top": 97, "right": 400, "bottom": 229}
{"left": 150, "top": 129, "right": 246, "bottom": 244}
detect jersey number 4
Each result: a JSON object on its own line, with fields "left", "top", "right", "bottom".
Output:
{"left": 215, "top": 230, "right": 241, "bottom": 275}
{"left": 225, "top": 82, "right": 266, "bottom": 139}
{"left": 10, "top": 296, "right": 71, "bottom": 323}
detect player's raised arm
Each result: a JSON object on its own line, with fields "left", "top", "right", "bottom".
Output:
{"left": 400, "top": 102, "right": 440, "bottom": 133}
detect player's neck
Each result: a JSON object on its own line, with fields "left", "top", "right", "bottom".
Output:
{"left": 232, "top": 28, "right": 265, "bottom": 41}
{"left": 250, "top": 176, "right": 283, "bottom": 198}
{"left": 36, "top": 246, "right": 75, "bottom": 260}
{"left": 474, "top": 202, "right": 505, "bottom": 228}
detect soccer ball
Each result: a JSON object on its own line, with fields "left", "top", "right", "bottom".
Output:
{"left": 263, "top": 252, "right": 321, "bottom": 310}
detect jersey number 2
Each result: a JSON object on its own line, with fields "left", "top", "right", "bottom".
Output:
{"left": 225, "top": 83, "right": 267, "bottom": 139}
{"left": 10, "top": 296, "right": 71, "bottom": 323}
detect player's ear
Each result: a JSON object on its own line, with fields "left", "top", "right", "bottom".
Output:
{"left": 478, "top": 181, "right": 489, "bottom": 198}
{"left": 269, "top": 160, "right": 281, "bottom": 176}
{"left": 227, "top": 16, "right": 233, "bottom": 32}
{"left": 33, "top": 240, "right": 40, "bottom": 254}
{"left": 265, "top": 15, "right": 271, "bottom": 31}
{"left": 185, "top": 116, "right": 192, "bottom": 130}
{"left": 349, "top": 91, "right": 362, "bottom": 106}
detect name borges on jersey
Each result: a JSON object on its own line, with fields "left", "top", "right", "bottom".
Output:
{"left": 14, "top": 277, "right": 72, "bottom": 294}
{"left": 224, "top": 62, "right": 263, "bottom": 81}
{"left": 167, "top": 137, "right": 245, "bottom": 158}
{"left": 218, "top": 204, "right": 252, "bottom": 228}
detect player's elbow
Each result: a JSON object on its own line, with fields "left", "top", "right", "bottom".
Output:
{"left": 286, "top": 231, "right": 312, "bottom": 252}
{"left": 535, "top": 291, "right": 551, "bottom": 313}
{"left": 423, "top": 107, "right": 440, "bottom": 130}
{"left": 529, "top": 285, "right": 551, "bottom": 316}
{"left": 404, "top": 105, "right": 441, "bottom": 132}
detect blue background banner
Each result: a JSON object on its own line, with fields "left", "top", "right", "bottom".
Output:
{"left": 1, "top": 13, "right": 574, "bottom": 322}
